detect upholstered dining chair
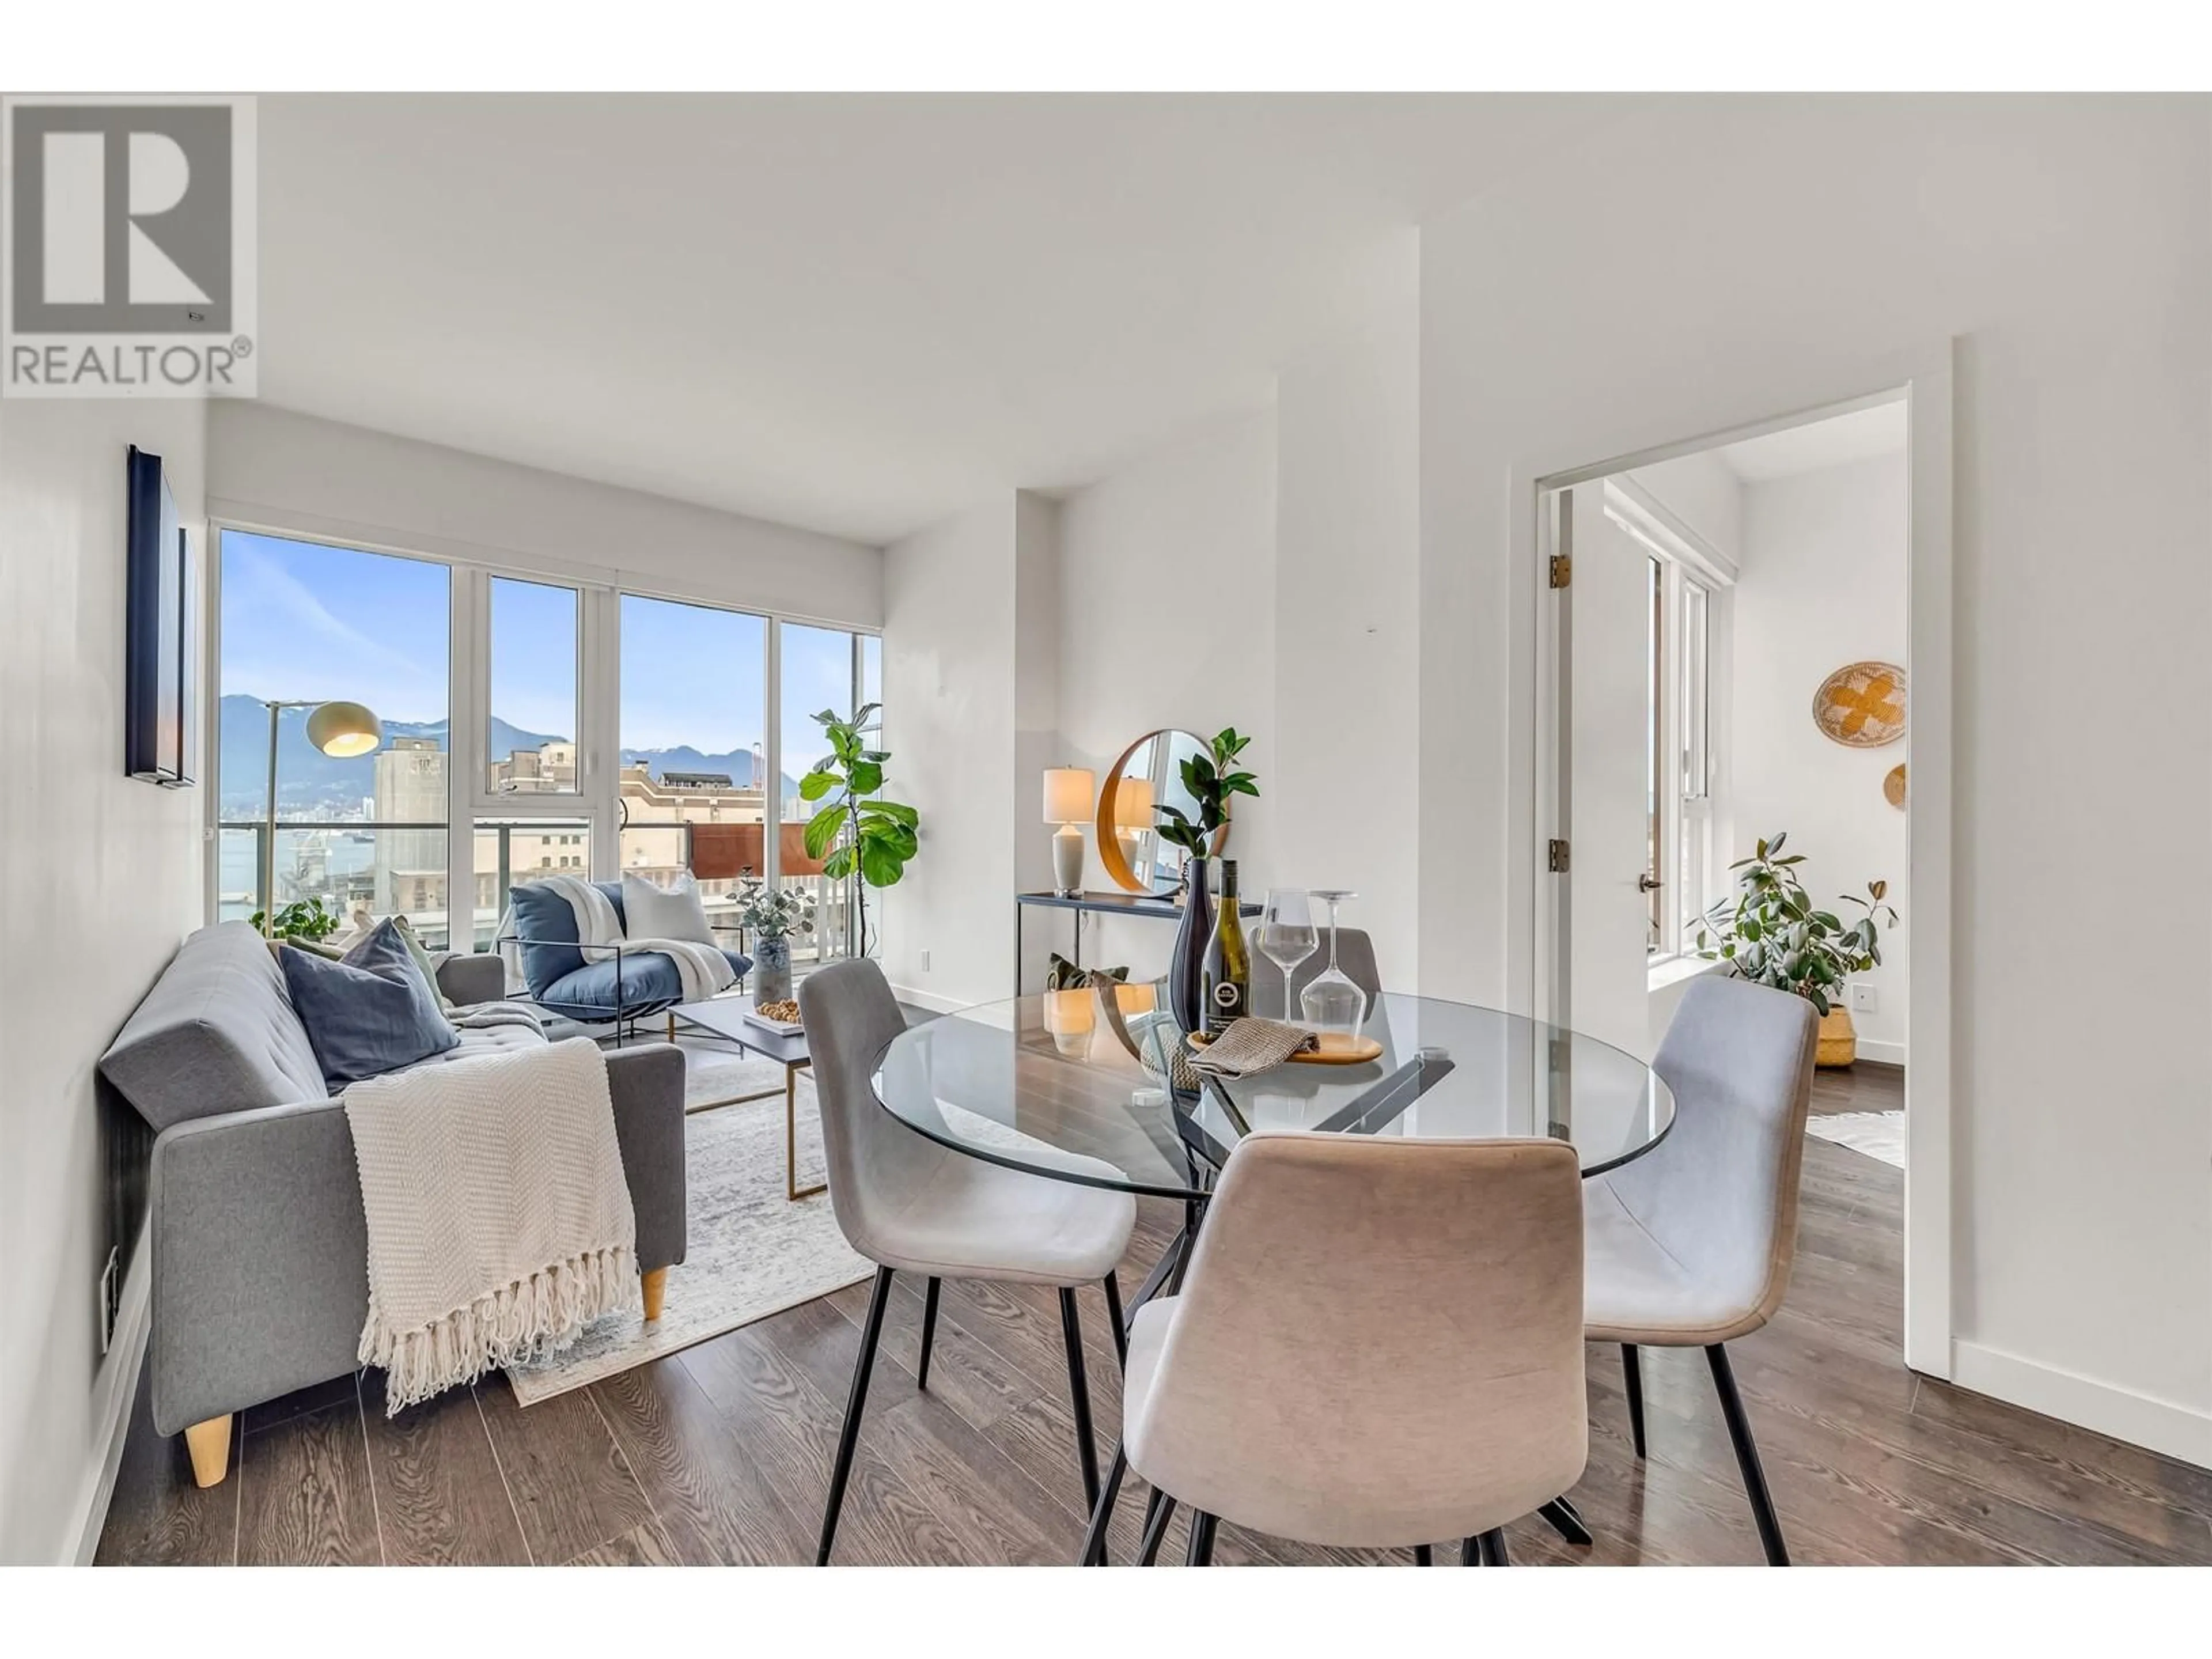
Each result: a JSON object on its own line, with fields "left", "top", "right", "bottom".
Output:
{"left": 1247, "top": 923, "right": 1382, "bottom": 1021}
{"left": 1582, "top": 974, "right": 1817, "bottom": 1565}
{"left": 1081, "top": 1130, "right": 1586, "bottom": 1566}
{"left": 798, "top": 959, "right": 1138, "bottom": 1565}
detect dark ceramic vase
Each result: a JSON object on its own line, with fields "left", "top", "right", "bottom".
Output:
{"left": 1168, "top": 855, "right": 1213, "bottom": 1034}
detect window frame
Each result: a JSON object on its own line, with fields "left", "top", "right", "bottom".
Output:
{"left": 206, "top": 517, "right": 880, "bottom": 957}
{"left": 1603, "top": 489, "right": 1729, "bottom": 965}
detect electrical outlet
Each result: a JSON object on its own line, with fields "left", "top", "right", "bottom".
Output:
{"left": 1851, "top": 983, "right": 1878, "bottom": 1014}
{"left": 920, "top": 948, "right": 931, "bottom": 973}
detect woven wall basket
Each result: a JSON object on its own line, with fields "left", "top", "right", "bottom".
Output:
{"left": 1812, "top": 660, "right": 1907, "bottom": 748}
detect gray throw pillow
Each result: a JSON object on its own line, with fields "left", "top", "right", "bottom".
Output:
{"left": 621, "top": 872, "right": 715, "bottom": 944}
{"left": 279, "top": 918, "right": 460, "bottom": 1089}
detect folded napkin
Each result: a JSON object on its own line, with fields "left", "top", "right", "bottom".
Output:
{"left": 1186, "top": 1017, "right": 1319, "bottom": 1078}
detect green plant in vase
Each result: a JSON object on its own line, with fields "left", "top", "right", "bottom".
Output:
{"left": 1694, "top": 833, "right": 1898, "bottom": 1058}
{"left": 251, "top": 896, "right": 343, "bottom": 943}
{"left": 1154, "top": 727, "right": 1260, "bottom": 1033}
{"left": 800, "top": 703, "right": 919, "bottom": 959}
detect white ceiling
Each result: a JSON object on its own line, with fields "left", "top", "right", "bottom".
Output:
{"left": 1713, "top": 400, "right": 1908, "bottom": 483}
{"left": 255, "top": 94, "right": 1636, "bottom": 544}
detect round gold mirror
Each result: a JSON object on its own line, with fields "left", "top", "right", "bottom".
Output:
{"left": 1096, "top": 729, "right": 1228, "bottom": 895}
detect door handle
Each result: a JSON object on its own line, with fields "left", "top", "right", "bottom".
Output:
{"left": 1638, "top": 873, "right": 1664, "bottom": 893}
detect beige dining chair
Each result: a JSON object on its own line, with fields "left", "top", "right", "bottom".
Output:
{"left": 1247, "top": 923, "right": 1383, "bottom": 1021}
{"left": 1082, "top": 1128, "right": 1587, "bottom": 1565}
{"left": 799, "top": 959, "right": 1138, "bottom": 1564}
{"left": 1582, "top": 974, "right": 1817, "bottom": 1565}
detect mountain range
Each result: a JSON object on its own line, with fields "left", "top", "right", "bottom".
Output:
{"left": 217, "top": 694, "right": 801, "bottom": 817}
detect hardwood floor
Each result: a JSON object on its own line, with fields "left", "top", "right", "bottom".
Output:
{"left": 96, "top": 1066, "right": 2212, "bottom": 1567}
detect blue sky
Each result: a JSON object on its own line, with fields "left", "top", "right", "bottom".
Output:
{"left": 221, "top": 532, "right": 873, "bottom": 767}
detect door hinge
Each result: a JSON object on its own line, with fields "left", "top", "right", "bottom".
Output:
{"left": 1547, "top": 839, "right": 1570, "bottom": 874}
{"left": 1549, "top": 554, "right": 1571, "bottom": 589}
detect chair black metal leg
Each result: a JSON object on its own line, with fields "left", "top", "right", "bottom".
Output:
{"left": 816, "top": 1264, "right": 894, "bottom": 1565}
{"left": 1059, "top": 1287, "right": 1102, "bottom": 1512}
{"left": 1622, "top": 1343, "right": 1648, "bottom": 1458}
{"left": 1413, "top": 1543, "right": 1433, "bottom": 1565}
{"left": 1137, "top": 1489, "right": 1176, "bottom": 1564}
{"left": 1101, "top": 1271, "right": 1128, "bottom": 1369}
{"left": 1184, "top": 1510, "right": 1218, "bottom": 1566}
{"left": 1480, "top": 1528, "right": 1509, "bottom": 1566}
{"left": 1538, "top": 1497, "right": 1592, "bottom": 1547}
{"left": 1078, "top": 1442, "right": 1128, "bottom": 1565}
{"left": 1706, "top": 1343, "right": 1789, "bottom": 1566}
{"left": 1125, "top": 1227, "right": 1184, "bottom": 1323}
{"left": 916, "top": 1277, "right": 941, "bottom": 1391}
{"left": 1459, "top": 1536, "right": 1483, "bottom": 1565}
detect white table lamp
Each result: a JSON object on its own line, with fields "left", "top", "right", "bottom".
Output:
{"left": 1043, "top": 766, "right": 1094, "bottom": 897}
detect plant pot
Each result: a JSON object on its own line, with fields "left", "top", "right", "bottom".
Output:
{"left": 1815, "top": 1004, "right": 1857, "bottom": 1068}
{"left": 1167, "top": 857, "right": 1213, "bottom": 1035}
{"left": 753, "top": 934, "right": 793, "bottom": 1005}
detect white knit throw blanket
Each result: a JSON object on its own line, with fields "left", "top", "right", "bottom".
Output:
{"left": 530, "top": 873, "right": 735, "bottom": 1005}
{"left": 344, "top": 1037, "right": 639, "bottom": 1414}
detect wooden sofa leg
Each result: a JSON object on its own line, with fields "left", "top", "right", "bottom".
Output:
{"left": 184, "top": 1415, "right": 233, "bottom": 1488}
{"left": 641, "top": 1266, "right": 669, "bottom": 1322}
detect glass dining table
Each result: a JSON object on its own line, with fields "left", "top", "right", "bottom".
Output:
{"left": 871, "top": 983, "right": 1673, "bottom": 1558}
{"left": 872, "top": 984, "right": 1675, "bottom": 1204}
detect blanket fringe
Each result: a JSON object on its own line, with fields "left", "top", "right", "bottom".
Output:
{"left": 361, "top": 1242, "right": 640, "bottom": 1415}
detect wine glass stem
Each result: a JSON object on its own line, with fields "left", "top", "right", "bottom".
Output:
{"left": 1327, "top": 898, "right": 1340, "bottom": 971}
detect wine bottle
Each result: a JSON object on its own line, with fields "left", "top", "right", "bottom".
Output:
{"left": 1201, "top": 858, "right": 1251, "bottom": 1038}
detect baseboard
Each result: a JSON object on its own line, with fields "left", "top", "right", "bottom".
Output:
{"left": 1854, "top": 1039, "right": 1907, "bottom": 1067}
{"left": 889, "top": 983, "right": 968, "bottom": 1016}
{"left": 69, "top": 1229, "right": 152, "bottom": 1565}
{"left": 1949, "top": 1338, "right": 2212, "bottom": 1471}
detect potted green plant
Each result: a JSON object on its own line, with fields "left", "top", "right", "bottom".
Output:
{"left": 733, "top": 879, "right": 816, "bottom": 1005}
{"left": 251, "top": 896, "right": 344, "bottom": 944}
{"left": 799, "top": 703, "right": 919, "bottom": 960}
{"left": 1694, "top": 832, "right": 1898, "bottom": 1067}
{"left": 1153, "top": 727, "right": 1259, "bottom": 1034}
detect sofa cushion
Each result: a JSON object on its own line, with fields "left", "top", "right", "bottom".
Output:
{"left": 279, "top": 919, "right": 461, "bottom": 1088}
{"left": 537, "top": 948, "right": 752, "bottom": 1021}
{"left": 101, "top": 922, "right": 328, "bottom": 1131}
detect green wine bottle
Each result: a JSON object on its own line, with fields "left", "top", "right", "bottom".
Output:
{"left": 1201, "top": 858, "right": 1251, "bottom": 1038}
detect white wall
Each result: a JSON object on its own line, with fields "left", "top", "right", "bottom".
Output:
{"left": 0, "top": 395, "right": 209, "bottom": 1563}
{"left": 1272, "top": 248, "right": 1422, "bottom": 984}
{"left": 1732, "top": 452, "right": 1910, "bottom": 1060}
{"left": 209, "top": 402, "right": 881, "bottom": 628}
{"left": 1419, "top": 96, "right": 2211, "bottom": 1461}
{"left": 1057, "top": 408, "right": 1278, "bottom": 978}
{"left": 879, "top": 498, "right": 1018, "bottom": 1006}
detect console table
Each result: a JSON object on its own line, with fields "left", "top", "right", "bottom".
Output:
{"left": 1014, "top": 889, "right": 1263, "bottom": 997}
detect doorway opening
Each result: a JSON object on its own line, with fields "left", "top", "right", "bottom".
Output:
{"left": 1537, "top": 395, "right": 1914, "bottom": 1237}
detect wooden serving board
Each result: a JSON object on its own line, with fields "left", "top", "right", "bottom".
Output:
{"left": 1187, "top": 1031, "right": 1384, "bottom": 1066}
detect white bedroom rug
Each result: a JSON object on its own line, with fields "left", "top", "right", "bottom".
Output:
{"left": 506, "top": 1043, "right": 870, "bottom": 1405}
{"left": 1805, "top": 1109, "right": 1905, "bottom": 1170}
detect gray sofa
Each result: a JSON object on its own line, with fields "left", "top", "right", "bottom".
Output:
{"left": 99, "top": 921, "right": 687, "bottom": 1487}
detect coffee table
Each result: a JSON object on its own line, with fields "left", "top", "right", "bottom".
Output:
{"left": 668, "top": 993, "right": 821, "bottom": 1201}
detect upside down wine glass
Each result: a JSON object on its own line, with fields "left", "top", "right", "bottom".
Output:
{"left": 1300, "top": 889, "right": 1368, "bottom": 1043}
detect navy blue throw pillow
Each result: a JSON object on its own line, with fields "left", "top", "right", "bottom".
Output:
{"left": 279, "top": 918, "right": 460, "bottom": 1089}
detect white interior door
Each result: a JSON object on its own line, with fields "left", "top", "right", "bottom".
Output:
{"left": 1563, "top": 482, "right": 1657, "bottom": 1058}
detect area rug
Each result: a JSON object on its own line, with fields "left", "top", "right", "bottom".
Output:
{"left": 506, "top": 1045, "right": 870, "bottom": 1404}
{"left": 1806, "top": 1109, "right": 1905, "bottom": 1169}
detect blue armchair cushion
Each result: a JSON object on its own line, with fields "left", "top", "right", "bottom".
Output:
{"left": 535, "top": 948, "right": 753, "bottom": 1024}
{"left": 508, "top": 880, "right": 629, "bottom": 997}
{"left": 278, "top": 918, "right": 460, "bottom": 1088}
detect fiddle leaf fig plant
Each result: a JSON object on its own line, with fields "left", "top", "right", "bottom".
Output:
{"left": 1694, "top": 831, "right": 1898, "bottom": 1017}
{"left": 1154, "top": 726, "right": 1259, "bottom": 859}
{"left": 800, "top": 703, "right": 918, "bottom": 956}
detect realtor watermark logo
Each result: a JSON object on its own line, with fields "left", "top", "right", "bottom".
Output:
{"left": 2, "top": 94, "right": 257, "bottom": 397}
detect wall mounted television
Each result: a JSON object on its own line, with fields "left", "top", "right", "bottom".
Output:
{"left": 124, "top": 445, "right": 197, "bottom": 787}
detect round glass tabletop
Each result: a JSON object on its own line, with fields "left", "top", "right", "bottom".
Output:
{"left": 872, "top": 987, "right": 1675, "bottom": 1200}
